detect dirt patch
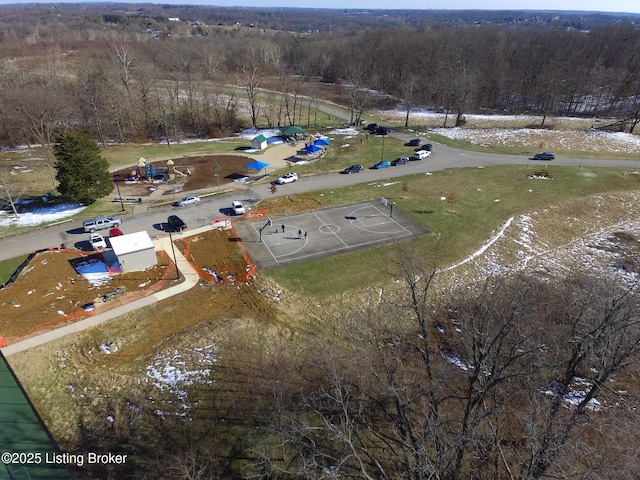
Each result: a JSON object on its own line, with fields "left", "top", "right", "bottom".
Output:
{"left": 0, "top": 249, "right": 176, "bottom": 342}
{"left": 175, "top": 227, "right": 255, "bottom": 285}
{"left": 114, "top": 154, "right": 255, "bottom": 198}
{"left": 0, "top": 228, "right": 257, "bottom": 344}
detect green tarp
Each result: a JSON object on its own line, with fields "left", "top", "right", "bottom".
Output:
{"left": 0, "top": 353, "right": 74, "bottom": 479}
{"left": 279, "top": 126, "right": 305, "bottom": 135}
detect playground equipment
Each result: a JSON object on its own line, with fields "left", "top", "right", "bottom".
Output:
{"left": 136, "top": 157, "right": 191, "bottom": 181}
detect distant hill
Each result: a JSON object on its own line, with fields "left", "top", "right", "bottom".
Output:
{"left": 0, "top": 3, "right": 637, "bottom": 34}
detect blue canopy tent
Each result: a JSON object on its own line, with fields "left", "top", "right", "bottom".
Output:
{"left": 302, "top": 144, "right": 323, "bottom": 154}
{"left": 314, "top": 138, "right": 330, "bottom": 146}
{"left": 244, "top": 160, "right": 270, "bottom": 171}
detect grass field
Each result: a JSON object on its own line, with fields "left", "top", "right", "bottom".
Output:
{"left": 265, "top": 164, "right": 640, "bottom": 296}
{"left": 0, "top": 254, "right": 28, "bottom": 285}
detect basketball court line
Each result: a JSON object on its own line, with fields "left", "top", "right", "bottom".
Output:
{"left": 313, "top": 211, "right": 350, "bottom": 248}
{"left": 251, "top": 202, "right": 415, "bottom": 264}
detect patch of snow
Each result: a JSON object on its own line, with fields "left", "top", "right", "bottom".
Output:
{"left": 542, "top": 379, "right": 602, "bottom": 412}
{"left": 238, "top": 128, "right": 283, "bottom": 140}
{"left": 100, "top": 342, "right": 118, "bottom": 354}
{"left": 442, "top": 217, "right": 514, "bottom": 272}
{"left": 431, "top": 126, "right": 640, "bottom": 153}
{"left": 328, "top": 127, "right": 359, "bottom": 137}
{"left": 441, "top": 350, "right": 469, "bottom": 371}
{"left": 0, "top": 203, "right": 86, "bottom": 227}
{"left": 145, "top": 345, "right": 217, "bottom": 419}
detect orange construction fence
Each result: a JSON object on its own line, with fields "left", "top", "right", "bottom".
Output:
{"left": 9, "top": 250, "right": 177, "bottom": 345}
{"left": 243, "top": 208, "right": 267, "bottom": 218}
{"left": 176, "top": 226, "right": 257, "bottom": 285}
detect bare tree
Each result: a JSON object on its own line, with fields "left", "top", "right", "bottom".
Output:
{"left": 236, "top": 41, "right": 267, "bottom": 129}
{"left": 11, "top": 87, "right": 68, "bottom": 189}
{"left": 114, "top": 44, "right": 134, "bottom": 95}
{"left": 519, "top": 275, "right": 640, "bottom": 480}
{"left": 261, "top": 250, "right": 640, "bottom": 480}
{"left": 0, "top": 177, "right": 20, "bottom": 219}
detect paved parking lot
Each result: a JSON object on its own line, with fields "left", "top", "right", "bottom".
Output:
{"left": 233, "top": 201, "right": 430, "bottom": 269}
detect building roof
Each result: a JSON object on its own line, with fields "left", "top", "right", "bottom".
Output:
{"left": 253, "top": 134, "right": 267, "bottom": 142}
{"left": 279, "top": 125, "right": 305, "bottom": 135}
{"left": 109, "top": 231, "right": 155, "bottom": 256}
{"left": 0, "top": 352, "right": 74, "bottom": 479}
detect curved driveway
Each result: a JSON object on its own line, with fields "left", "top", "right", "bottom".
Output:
{"left": 0, "top": 138, "right": 638, "bottom": 263}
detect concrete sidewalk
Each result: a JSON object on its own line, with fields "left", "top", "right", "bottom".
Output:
{"left": 0, "top": 222, "right": 229, "bottom": 357}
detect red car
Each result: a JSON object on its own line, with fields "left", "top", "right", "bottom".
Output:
{"left": 109, "top": 228, "right": 124, "bottom": 237}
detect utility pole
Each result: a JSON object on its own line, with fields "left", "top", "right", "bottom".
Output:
{"left": 168, "top": 231, "right": 180, "bottom": 280}
{"left": 113, "top": 174, "right": 125, "bottom": 212}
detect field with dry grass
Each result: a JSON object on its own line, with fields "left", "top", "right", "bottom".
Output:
{"left": 5, "top": 126, "right": 640, "bottom": 479}
{"left": 0, "top": 250, "right": 176, "bottom": 341}
{"left": 379, "top": 109, "right": 640, "bottom": 157}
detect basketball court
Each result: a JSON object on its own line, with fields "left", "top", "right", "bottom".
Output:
{"left": 233, "top": 200, "right": 430, "bottom": 269}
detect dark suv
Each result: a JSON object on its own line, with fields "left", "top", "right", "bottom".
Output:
{"left": 533, "top": 152, "right": 555, "bottom": 160}
{"left": 167, "top": 215, "right": 187, "bottom": 232}
{"left": 342, "top": 164, "right": 364, "bottom": 174}
{"left": 391, "top": 156, "right": 409, "bottom": 166}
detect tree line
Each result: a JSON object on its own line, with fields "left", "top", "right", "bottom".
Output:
{"left": 0, "top": 6, "right": 639, "bottom": 155}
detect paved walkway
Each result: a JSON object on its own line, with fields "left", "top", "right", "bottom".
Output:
{"left": 0, "top": 222, "right": 229, "bottom": 356}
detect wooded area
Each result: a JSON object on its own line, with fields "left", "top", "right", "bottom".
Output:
{"left": 0, "top": 4, "right": 639, "bottom": 153}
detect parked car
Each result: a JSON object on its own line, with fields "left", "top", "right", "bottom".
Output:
{"left": 406, "top": 138, "right": 422, "bottom": 147}
{"left": 107, "top": 228, "right": 123, "bottom": 248}
{"left": 275, "top": 172, "right": 299, "bottom": 184}
{"left": 533, "top": 152, "right": 555, "bottom": 160}
{"left": 83, "top": 216, "right": 122, "bottom": 233}
{"left": 412, "top": 150, "right": 432, "bottom": 160}
{"left": 372, "top": 160, "right": 391, "bottom": 169}
{"left": 89, "top": 233, "right": 107, "bottom": 250}
{"left": 423, "top": 143, "right": 434, "bottom": 151}
{"left": 167, "top": 215, "right": 187, "bottom": 232}
{"left": 342, "top": 165, "right": 364, "bottom": 174}
{"left": 231, "top": 200, "right": 246, "bottom": 215}
{"left": 173, "top": 195, "right": 200, "bottom": 207}
{"left": 391, "top": 156, "right": 410, "bottom": 166}
{"left": 364, "top": 123, "right": 378, "bottom": 132}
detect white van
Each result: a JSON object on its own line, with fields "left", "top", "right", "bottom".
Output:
{"left": 412, "top": 150, "right": 432, "bottom": 160}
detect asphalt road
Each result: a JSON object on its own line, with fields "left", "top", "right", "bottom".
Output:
{"left": 1, "top": 137, "right": 639, "bottom": 263}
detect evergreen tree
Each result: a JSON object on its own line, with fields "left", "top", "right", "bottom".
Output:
{"left": 53, "top": 131, "right": 112, "bottom": 204}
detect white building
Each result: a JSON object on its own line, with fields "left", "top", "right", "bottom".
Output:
{"left": 109, "top": 231, "right": 157, "bottom": 273}
{"left": 251, "top": 134, "right": 268, "bottom": 150}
